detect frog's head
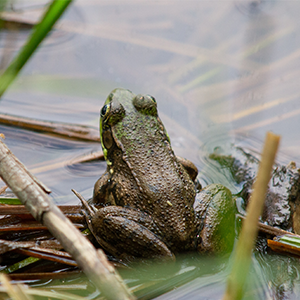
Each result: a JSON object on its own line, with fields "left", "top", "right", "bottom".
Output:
{"left": 100, "top": 88, "right": 171, "bottom": 163}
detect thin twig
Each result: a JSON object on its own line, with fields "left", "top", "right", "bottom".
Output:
{"left": 72, "top": 189, "right": 97, "bottom": 215}
{"left": 0, "top": 239, "right": 62, "bottom": 254}
{"left": 7, "top": 271, "right": 81, "bottom": 281}
{"left": 238, "top": 215, "right": 300, "bottom": 238}
{"left": 15, "top": 248, "right": 77, "bottom": 266}
{"left": 0, "top": 219, "right": 84, "bottom": 232}
{"left": 0, "top": 204, "right": 81, "bottom": 215}
{"left": 223, "top": 132, "right": 280, "bottom": 300}
{"left": 0, "top": 139, "right": 135, "bottom": 300}
{"left": 0, "top": 113, "right": 100, "bottom": 142}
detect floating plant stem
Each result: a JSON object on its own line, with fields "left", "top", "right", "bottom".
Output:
{"left": 0, "top": 113, "right": 100, "bottom": 142}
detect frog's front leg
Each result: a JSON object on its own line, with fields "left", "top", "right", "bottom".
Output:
{"left": 176, "top": 156, "right": 198, "bottom": 182}
{"left": 177, "top": 156, "right": 202, "bottom": 191}
{"left": 84, "top": 205, "right": 175, "bottom": 262}
{"left": 194, "top": 184, "right": 236, "bottom": 254}
{"left": 92, "top": 171, "right": 116, "bottom": 205}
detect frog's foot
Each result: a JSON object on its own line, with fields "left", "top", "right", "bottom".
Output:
{"left": 79, "top": 200, "right": 121, "bottom": 259}
{"left": 77, "top": 192, "right": 100, "bottom": 240}
{"left": 90, "top": 206, "right": 175, "bottom": 262}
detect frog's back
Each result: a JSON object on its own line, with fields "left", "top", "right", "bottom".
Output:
{"left": 111, "top": 89, "right": 197, "bottom": 249}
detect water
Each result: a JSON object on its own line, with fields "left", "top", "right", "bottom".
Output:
{"left": 1, "top": 0, "right": 300, "bottom": 299}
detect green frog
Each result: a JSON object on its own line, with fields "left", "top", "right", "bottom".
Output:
{"left": 83, "top": 88, "right": 236, "bottom": 261}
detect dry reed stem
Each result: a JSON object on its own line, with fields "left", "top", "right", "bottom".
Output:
{"left": 223, "top": 131, "right": 280, "bottom": 300}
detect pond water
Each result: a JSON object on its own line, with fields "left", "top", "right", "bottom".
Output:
{"left": 1, "top": 0, "right": 300, "bottom": 299}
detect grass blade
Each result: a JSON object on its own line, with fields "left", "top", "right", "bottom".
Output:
{"left": 0, "top": 0, "right": 73, "bottom": 98}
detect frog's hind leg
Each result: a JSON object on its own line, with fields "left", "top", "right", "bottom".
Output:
{"left": 194, "top": 184, "right": 236, "bottom": 254}
{"left": 90, "top": 206, "right": 175, "bottom": 262}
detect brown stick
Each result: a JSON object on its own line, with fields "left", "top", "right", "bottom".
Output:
{"left": 0, "top": 222, "right": 84, "bottom": 232}
{"left": 0, "top": 239, "right": 62, "bottom": 254}
{"left": 0, "top": 113, "right": 100, "bottom": 142}
{"left": 7, "top": 271, "right": 81, "bottom": 280}
{"left": 15, "top": 248, "right": 77, "bottom": 266}
{"left": 223, "top": 132, "right": 280, "bottom": 300}
{"left": 0, "top": 204, "right": 82, "bottom": 215}
{"left": 238, "top": 215, "right": 300, "bottom": 238}
{"left": 0, "top": 139, "right": 135, "bottom": 300}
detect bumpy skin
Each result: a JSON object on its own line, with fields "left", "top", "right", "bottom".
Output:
{"left": 194, "top": 184, "right": 236, "bottom": 253}
{"left": 88, "top": 88, "right": 235, "bottom": 261}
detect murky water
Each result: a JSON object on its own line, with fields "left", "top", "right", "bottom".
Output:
{"left": 1, "top": 0, "right": 300, "bottom": 299}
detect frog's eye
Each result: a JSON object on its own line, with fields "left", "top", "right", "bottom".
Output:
{"left": 101, "top": 104, "right": 110, "bottom": 118}
{"left": 133, "top": 94, "right": 157, "bottom": 116}
{"left": 148, "top": 95, "right": 156, "bottom": 103}
{"left": 101, "top": 100, "right": 125, "bottom": 126}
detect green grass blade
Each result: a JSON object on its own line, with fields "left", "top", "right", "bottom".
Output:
{"left": 2, "top": 257, "right": 40, "bottom": 274}
{"left": 0, "top": 197, "right": 22, "bottom": 205}
{"left": 0, "top": 0, "right": 73, "bottom": 98}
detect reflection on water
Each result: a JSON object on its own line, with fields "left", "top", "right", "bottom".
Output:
{"left": 0, "top": 124, "right": 102, "bottom": 203}
{"left": 1, "top": 0, "right": 300, "bottom": 298}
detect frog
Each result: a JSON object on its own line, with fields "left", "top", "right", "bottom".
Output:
{"left": 82, "top": 88, "right": 236, "bottom": 262}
